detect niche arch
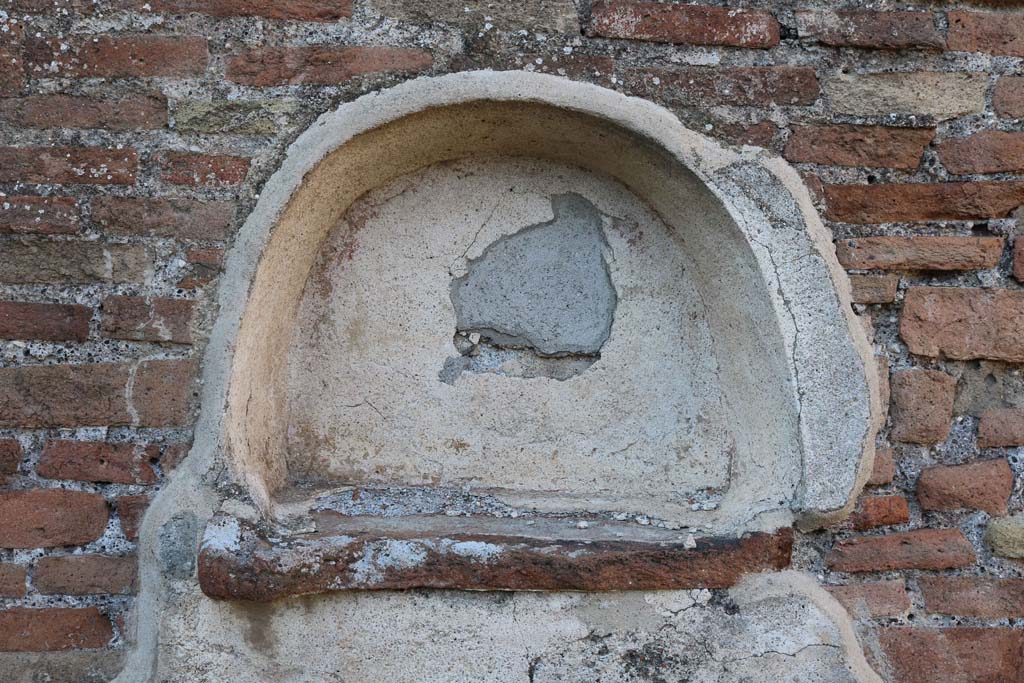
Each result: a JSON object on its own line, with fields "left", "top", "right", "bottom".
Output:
{"left": 190, "top": 71, "right": 880, "bottom": 600}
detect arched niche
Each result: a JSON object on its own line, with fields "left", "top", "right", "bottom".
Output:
{"left": 198, "top": 71, "right": 880, "bottom": 599}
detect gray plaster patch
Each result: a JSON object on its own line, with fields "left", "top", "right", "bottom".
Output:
{"left": 159, "top": 512, "right": 199, "bottom": 580}
{"left": 444, "top": 193, "right": 616, "bottom": 383}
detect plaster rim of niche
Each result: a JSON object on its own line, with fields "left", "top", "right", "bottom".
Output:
{"left": 121, "top": 71, "right": 881, "bottom": 634}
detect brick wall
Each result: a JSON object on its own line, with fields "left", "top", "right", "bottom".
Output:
{"left": 0, "top": 0, "right": 1021, "bottom": 680}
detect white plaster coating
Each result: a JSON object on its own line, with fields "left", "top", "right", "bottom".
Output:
{"left": 116, "top": 71, "right": 879, "bottom": 681}
{"left": 287, "top": 158, "right": 739, "bottom": 515}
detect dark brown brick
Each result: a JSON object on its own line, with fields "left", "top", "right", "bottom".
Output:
{"left": 867, "top": 447, "right": 896, "bottom": 486}
{"left": 850, "top": 495, "right": 910, "bottom": 530}
{"left": 160, "top": 152, "right": 249, "bottom": 187}
{"left": 827, "top": 580, "right": 911, "bottom": 617}
{"left": 0, "top": 240, "right": 148, "bottom": 285}
{"left": 101, "top": 296, "right": 195, "bottom": 344}
{"left": 38, "top": 441, "right": 159, "bottom": 485}
{"left": 116, "top": 495, "right": 149, "bottom": 542}
{"left": 918, "top": 459, "right": 1014, "bottom": 516}
{"left": 921, "top": 577, "right": 1024, "bottom": 619}
{"left": 25, "top": 35, "right": 208, "bottom": 78}
{"left": 0, "top": 196, "right": 79, "bottom": 235}
{"left": 849, "top": 274, "right": 899, "bottom": 304}
{"left": 227, "top": 46, "right": 432, "bottom": 86}
{"left": 784, "top": 125, "right": 933, "bottom": 170}
{"left": 1015, "top": 238, "right": 1024, "bottom": 283}
{"left": 879, "top": 627, "right": 1024, "bottom": 683}
{"left": 900, "top": 287, "right": 1024, "bottom": 363}
{"left": 177, "top": 247, "right": 224, "bottom": 288}
{"left": 835, "top": 236, "right": 1003, "bottom": 271}
{"left": 92, "top": 197, "right": 235, "bottom": 241}
{"left": 940, "top": 131, "right": 1024, "bottom": 174}
{"left": 590, "top": 1, "right": 779, "bottom": 48}
{"left": 827, "top": 528, "right": 976, "bottom": 573}
{"left": 824, "top": 182, "right": 1024, "bottom": 223}
{"left": 0, "top": 94, "right": 167, "bottom": 130}
{"left": 0, "top": 608, "right": 112, "bottom": 652}
{"left": 0, "top": 302, "right": 91, "bottom": 341}
{"left": 0, "top": 359, "right": 196, "bottom": 428}
{"left": 145, "top": 0, "right": 352, "bottom": 20}
{"left": 948, "top": 10, "right": 1024, "bottom": 57}
{"left": 34, "top": 555, "right": 137, "bottom": 595}
{"left": 994, "top": 76, "right": 1024, "bottom": 118}
{"left": 0, "top": 490, "right": 107, "bottom": 549}
{"left": 796, "top": 10, "right": 943, "bottom": 49}
{"left": 0, "top": 23, "right": 25, "bottom": 96}
{"left": 978, "top": 408, "right": 1024, "bottom": 447}
{"left": 0, "top": 147, "right": 137, "bottom": 185}
{"left": 624, "top": 66, "right": 819, "bottom": 107}
{"left": 0, "top": 439, "right": 21, "bottom": 484}
{"left": 890, "top": 368, "right": 956, "bottom": 445}
{"left": 0, "top": 564, "right": 26, "bottom": 598}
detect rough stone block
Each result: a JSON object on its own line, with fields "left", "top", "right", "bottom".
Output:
{"left": 826, "top": 72, "right": 987, "bottom": 119}
{"left": 849, "top": 274, "right": 899, "bottom": 304}
{"left": 625, "top": 66, "right": 819, "bottom": 106}
{"left": 795, "top": 10, "right": 943, "bottom": 49}
{"left": 0, "top": 241, "right": 148, "bottom": 284}
{"left": 986, "top": 514, "right": 1024, "bottom": 558}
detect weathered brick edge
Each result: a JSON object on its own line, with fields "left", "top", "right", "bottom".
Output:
{"left": 197, "top": 515, "right": 793, "bottom": 601}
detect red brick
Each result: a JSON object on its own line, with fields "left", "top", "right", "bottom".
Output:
{"left": 34, "top": 555, "right": 137, "bottom": 595}
{"left": 835, "top": 236, "right": 1003, "bottom": 271}
{"left": 1015, "top": 238, "right": 1024, "bottom": 283}
{"left": 979, "top": 408, "right": 1024, "bottom": 447}
{"left": 624, "top": 66, "right": 819, "bottom": 107}
{"left": 890, "top": 368, "right": 955, "bottom": 444}
{"left": 0, "top": 23, "right": 25, "bottom": 96}
{"left": 589, "top": 1, "right": 779, "bottom": 48}
{"left": 921, "top": 577, "right": 1024, "bottom": 619}
{"left": 849, "top": 274, "right": 899, "bottom": 304}
{"left": 92, "top": 197, "right": 235, "bottom": 241}
{"left": 0, "top": 147, "right": 137, "bottom": 185}
{"left": 711, "top": 121, "right": 777, "bottom": 148}
{"left": 826, "top": 181, "right": 1024, "bottom": 224}
{"left": 116, "top": 495, "right": 149, "bottom": 542}
{"left": 0, "top": 359, "right": 196, "bottom": 428}
{"left": 0, "top": 94, "right": 167, "bottom": 130}
{"left": 158, "top": 443, "right": 190, "bottom": 473}
{"left": 918, "top": 459, "right": 1013, "bottom": 516}
{"left": 0, "top": 301, "right": 90, "bottom": 342}
{"left": 25, "top": 35, "right": 208, "bottom": 78}
{"left": 900, "top": 287, "right": 1024, "bottom": 363}
{"left": 0, "top": 608, "right": 112, "bottom": 652}
{"left": 948, "top": 10, "right": 1024, "bottom": 57}
{"left": 879, "top": 627, "right": 1024, "bottom": 683}
{"left": 160, "top": 152, "right": 249, "bottom": 187}
{"left": 177, "top": 247, "right": 224, "bottom": 288}
{"left": 0, "top": 490, "right": 107, "bottom": 549}
{"left": 508, "top": 53, "right": 614, "bottom": 80}
{"left": 868, "top": 447, "right": 896, "bottom": 486}
{"left": 0, "top": 196, "right": 79, "bottom": 235}
{"left": 0, "top": 439, "right": 20, "bottom": 484}
{"left": 850, "top": 495, "right": 910, "bottom": 530}
{"left": 38, "top": 441, "right": 159, "bottom": 485}
{"left": 994, "top": 76, "right": 1024, "bottom": 118}
{"left": 785, "top": 125, "right": 933, "bottom": 170}
{"left": 826, "top": 528, "right": 976, "bottom": 572}
{"left": 144, "top": 0, "right": 352, "bottom": 20}
{"left": 940, "top": 131, "right": 1024, "bottom": 174}
{"left": 101, "top": 296, "right": 196, "bottom": 344}
{"left": 227, "top": 46, "right": 432, "bottom": 86}
{"left": 827, "top": 580, "right": 911, "bottom": 618}
{"left": 0, "top": 564, "right": 26, "bottom": 598}
{"left": 795, "top": 10, "right": 943, "bottom": 49}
